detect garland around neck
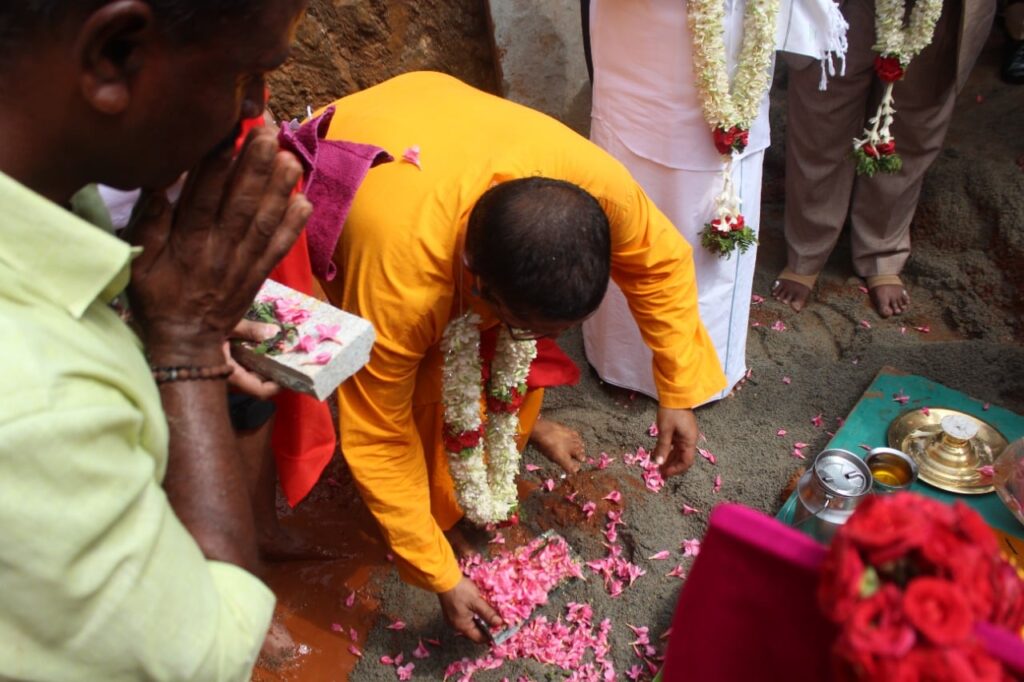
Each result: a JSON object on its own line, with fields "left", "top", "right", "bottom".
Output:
{"left": 687, "top": 0, "right": 779, "bottom": 258}
{"left": 441, "top": 312, "right": 537, "bottom": 525}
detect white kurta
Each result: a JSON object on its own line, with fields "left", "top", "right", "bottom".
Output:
{"left": 582, "top": 0, "right": 845, "bottom": 405}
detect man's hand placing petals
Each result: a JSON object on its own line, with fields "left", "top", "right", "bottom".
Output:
{"left": 652, "top": 407, "right": 700, "bottom": 477}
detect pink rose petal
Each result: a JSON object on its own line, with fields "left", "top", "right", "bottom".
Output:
{"left": 292, "top": 335, "right": 318, "bottom": 353}
{"left": 794, "top": 441, "right": 809, "bottom": 449}
{"left": 893, "top": 390, "right": 910, "bottom": 405}
{"left": 596, "top": 452, "right": 614, "bottom": 469}
{"left": 697, "top": 447, "right": 717, "bottom": 464}
{"left": 581, "top": 501, "right": 597, "bottom": 519}
{"left": 305, "top": 351, "right": 331, "bottom": 366}
{"left": 859, "top": 319, "right": 872, "bottom": 329}
{"left": 603, "top": 490, "right": 622, "bottom": 503}
{"left": 525, "top": 463, "right": 541, "bottom": 472}
{"left": 345, "top": 590, "right": 356, "bottom": 608}
{"left": 412, "top": 640, "right": 431, "bottom": 659}
{"left": 543, "top": 478, "right": 555, "bottom": 492}
{"left": 782, "top": 376, "right": 792, "bottom": 385}
{"left": 776, "top": 428, "right": 788, "bottom": 437}
{"left": 681, "top": 503, "right": 700, "bottom": 516}
{"left": 791, "top": 447, "right": 807, "bottom": 460}
{"left": 681, "top": 539, "right": 701, "bottom": 557}
{"left": 397, "top": 662, "right": 415, "bottom": 680}
{"left": 380, "top": 655, "right": 395, "bottom": 666}
{"left": 666, "top": 565, "right": 687, "bottom": 579}
{"left": 752, "top": 294, "right": 765, "bottom": 304}
{"left": 647, "top": 422, "right": 659, "bottom": 437}
{"left": 316, "top": 323, "right": 342, "bottom": 344}
{"left": 978, "top": 465, "right": 996, "bottom": 478}
{"left": 648, "top": 550, "right": 671, "bottom": 561}
{"left": 349, "top": 644, "right": 363, "bottom": 657}
{"left": 811, "top": 413, "right": 824, "bottom": 428}
{"left": 386, "top": 619, "right": 406, "bottom": 631}
{"left": 712, "top": 474, "right": 722, "bottom": 493}
{"left": 401, "top": 145, "right": 421, "bottom": 169}
{"left": 771, "top": 320, "right": 787, "bottom": 332}
{"left": 915, "top": 325, "right": 931, "bottom": 334}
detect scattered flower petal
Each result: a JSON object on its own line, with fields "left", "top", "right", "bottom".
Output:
{"left": 581, "top": 501, "right": 597, "bottom": 519}
{"left": 712, "top": 474, "right": 722, "bottom": 493}
{"left": 380, "top": 655, "right": 395, "bottom": 666}
{"left": 983, "top": 402, "right": 991, "bottom": 411}
{"left": 915, "top": 325, "right": 931, "bottom": 334}
{"left": 292, "top": 335, "right": 317, "bottom": 353}
{"left": 681, "top": 503, "right": 700, "bottom": 516}
{"left": 345, "top": 590, "right": 356, "bottom": 608}
{"left": 330, "top": 623, "right": 342, "bottom": 633}
{"left": 858, "top": 285, "right": 869, "bottom": 294}
{"left": 776, "top": 428, "right": 788, "bottom": 437}
{"left": 543, "top": 478, "right": 555, "bottom": 492}
{"left": 316, "top": 323, "right": 342, "bottom": 344}
{"left": 396, "top": 662, "right": 415, "bottom": 680}
{"left": 401, "top": 145, "right": 421, "bottom": 169}
{"left": 681, "top": 539, "right": 701, "bottom": 557}
{"left": 921, "top": 406, "right": 931, "bottom": 416}
{"left": 811, "top": 413, "right": 824, "bottom": 428}
{"left": 900, "top": 326, "right": 907, "bottom": 335}
{"left": 647, "top": 422, "right": 659, "bottom": 438}
{"left": 596, "top": 451, "right": 614, "bottom": 469}
{"left": 859, "top": 443, "right": 872, "bottom": 452}
{"left": 386, "top": 620, "right": 406, "bottom": 631}
{"left": 859, "top": 319, "right": 872, "bottom": 329}
{"left": 412, "top": 640, "right": 431, "bottom": 659}
{"left": 603, "top": 490, "right": 622, "bottom": 503}
{"left": 751, "top": 294, "right": 765, "bottom": 304}
{"left": 978, "top": 465, "right": 996, "bottom": 478}
{"left": 349, "top": 644, "right": 363, "bottom": 658}
{"left": 771, "top": 320, "right": 787, "bottom": 332}
{"left": 349, "top": 627, "right": 358, "bottom": 642}
{"left": 648, "top": 550, "right": 671, "bottom": 561}
{"left": 666, "top": 565, "right": 687, "bottom": 579}
{"left": 525, "top": 463, "right": 541, "bottom": 472}
{"left": 893, "top": 389, "right": 910, "bottom": 405}
{"left": 782, "top": 376, "right": 792, "bottom": 385}
{"left": 794, "top": 442, "right": 809, "bottom": 450}
{"left": 490, "top": 532, "right": 505, "bottom": 545}
{"left": 697, "top": 447, "right": 717, "bottom": 464}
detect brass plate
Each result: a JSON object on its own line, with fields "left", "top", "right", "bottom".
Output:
{"left": 887, "top": 408, "right": 1008, "bottom": 495}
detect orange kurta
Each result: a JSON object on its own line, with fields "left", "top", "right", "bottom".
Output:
{"left": 320, "top": 72, "right": 726, "bottom": 593}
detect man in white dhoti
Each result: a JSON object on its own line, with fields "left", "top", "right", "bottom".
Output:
{"left": 581, "top": 0, "right": 846, "bottom": 404}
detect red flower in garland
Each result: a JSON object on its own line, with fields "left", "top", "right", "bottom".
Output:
{"left": 487, "top": 385, "right": 526, "bottom": 414}
{"left": 874, "top": 55, "right": 905, "bottom": 82}
{"left": 902, "top": 577, "right": 974, "bottom": 646}
{"left": 443, "top": 425, "right": 484, "bottom": 453}
{"left": 712, "top": 125, "right": 749, "bottom": 155}
{"left": 862, "top": 143, "right": 879, "bottom": 159}
{"left": 875, "top": 140, "right": 896, "bottom": 156}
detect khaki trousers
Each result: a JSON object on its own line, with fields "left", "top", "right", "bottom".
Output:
{"left": 783, "top": 0, "right": 992, "bottom": 279}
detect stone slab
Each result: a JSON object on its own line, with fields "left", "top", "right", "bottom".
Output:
{"left": 486, "top": 0, "right": 591, "bottom": 135}
{"left": 232, "top": 280, "right": 375, "bottom": 401}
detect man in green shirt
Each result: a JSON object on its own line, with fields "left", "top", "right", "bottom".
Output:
{"left": 0, "top": 1, "right": 310, "bottom": 679}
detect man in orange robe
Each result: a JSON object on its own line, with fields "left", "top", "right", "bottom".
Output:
{"left": 319, "top": 72, "right": 726, "bottom": 640}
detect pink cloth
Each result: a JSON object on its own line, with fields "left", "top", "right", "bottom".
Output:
{"left": 660, "top": 504, "right": 1024, "bottom": 680}
{"left": 278, "top": 107, "right": 392, "bottom": 281}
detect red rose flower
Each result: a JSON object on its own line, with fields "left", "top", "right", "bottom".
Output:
{"left": 840, "top": 494, "right": 930, "bottom": 564}
{"left": 920, "top": 522, "right": 978, "bottom": 576}
{"left": 963, "top": 642, "right": 1008, "bottom": 682}
{"left": 950, "top": 551, "right": 997, "bottom": 622}
{"left": 862, "top": 143, "right": 879, "bottom": 159}
{"left": 736, "top": 128, "right": 750, "bottom": 152}
{"left": 988, "top": 560, "right": 1024, "bottom": 631}
{"left": 874, "top": 55, "right": 905, "bottom": 82}
{"left": 819, "top": 535, "right": 867, "bottom": 622}
{"left": 903, "top": 577, "right": 974, "bottom": 646}
{"left": 713, "top": 126, "right": 737, "bottom": 155}
{"left": 892, "top": 647, "right": 981, "bottom": 682}
{"left": 952, "top": 502, "right": 1000, "bottom": 555}
{"left": 486, "top": 385, "right": 525, "bottom": 414}
{"left": 730, "top": 214, "right": 746, "bottom": 232}
{"left": 443, "top": 425, "right": 484, "bottom": 452}
{"left": 842, "top": 584, "right": 916, "bottom": 657}
{"left": 875, "top": 140, "right": 896, "bottom": 156}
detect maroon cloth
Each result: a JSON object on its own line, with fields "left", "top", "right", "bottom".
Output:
{"left": 479, "top": 329, "right": 580, "bottom": 390}
{"left": 278, "top": 107, "right": 392, "bottom": 281}
{"left": 660, "top": 504, "right": 1024, "bottom": 681}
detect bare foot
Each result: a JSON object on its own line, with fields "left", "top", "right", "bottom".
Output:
{"left": 771, "top": 278, "right": 812, "bottom": 312}
{"left": 444, "top": 524, "right": 476, "bottom": 560}
{"left": 259, "top": 525, "right": 339, "bottom": 562}
{"left": 258, "top": 619, "right": 298, "bottom": 669}
{"left": 869, "top": 284, "right": 910, "bottom": 318}
{"left": 528, "top": 417, "right": 586, "bottom": 474}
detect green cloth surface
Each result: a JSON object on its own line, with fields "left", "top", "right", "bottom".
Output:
{"left": 777, "top": 367, "right": 1024, "bottom": 537}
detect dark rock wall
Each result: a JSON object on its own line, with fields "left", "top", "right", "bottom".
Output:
{"left": 268, "top": 0, "right": 497, "bottom": 121}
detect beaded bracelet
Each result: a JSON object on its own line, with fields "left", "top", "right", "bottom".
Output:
{"left": 151, "top": 364, "right": 234, "bottom": 384}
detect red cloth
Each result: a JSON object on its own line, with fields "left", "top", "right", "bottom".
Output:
{"left": 238, "top": 109, "right": 337, "bottom": 507}
{"left": 660, "top": 504, "right": 1024, "bottom": 681}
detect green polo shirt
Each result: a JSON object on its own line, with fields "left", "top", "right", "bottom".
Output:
{"left": 0, "top": 171, "right": 274, "bottom": 681}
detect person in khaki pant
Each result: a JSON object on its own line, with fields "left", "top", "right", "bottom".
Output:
{"left": 773, "top": 0, "right": 996, "bottom": 317}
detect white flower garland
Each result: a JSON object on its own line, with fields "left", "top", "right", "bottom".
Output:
{"left": 441, "top": 312, "right": 537, "bottom": 525}
{"left": 687, "top": 0, "right": 779, "bottom": 257}
{"left": 852, "top": 0, "right": 943, "bottom": 176}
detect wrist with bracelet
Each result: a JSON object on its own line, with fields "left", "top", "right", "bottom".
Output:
{"left": 150, "top": 363, "right": 234, "bottom": 384}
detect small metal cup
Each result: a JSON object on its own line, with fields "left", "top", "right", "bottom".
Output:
{"left": 866, "top": 447, "right": 918, "bottom": 494}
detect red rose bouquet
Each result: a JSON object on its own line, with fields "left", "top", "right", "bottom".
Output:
{"left": 818, "top": 493, "right": 1024, "bottom": 681}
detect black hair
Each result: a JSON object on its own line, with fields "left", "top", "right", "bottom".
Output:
{"left": 0, "top": 1, "right": 266, "bottom": 52}
{"left": 465, "top": 177, "right": 612, "bottom": 323}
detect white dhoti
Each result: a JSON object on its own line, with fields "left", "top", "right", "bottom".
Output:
{"left": 583, "top": 125, "right": 764, "bottom": 403}
{"left": 581, "top": 0, "right": 845, "bottom": 405}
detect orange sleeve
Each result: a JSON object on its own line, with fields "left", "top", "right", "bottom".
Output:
{"left": 603, "top": 181, "right": 727, "bottom": 408}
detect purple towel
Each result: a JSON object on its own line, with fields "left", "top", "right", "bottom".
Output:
{"left": 278, "top": 106, "right": 392, "bottom": 281}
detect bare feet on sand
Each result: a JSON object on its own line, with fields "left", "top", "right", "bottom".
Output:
{"left": 771, "top": 278, "right": 813, "bottom": 312}
{"left": 528, "top": 416, "right": 586, "bottom": 474}
{"left": 444, "top": 524, "right": 477, "bottom": 560}
{"left": 868, "top": 283, "right": 910, "bottom": 318}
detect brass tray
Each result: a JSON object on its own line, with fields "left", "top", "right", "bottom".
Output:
{"left": 887, "top": 408, "right": 1008, "bottom": 495}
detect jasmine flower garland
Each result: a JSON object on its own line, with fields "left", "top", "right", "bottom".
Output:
{"left": 441, "top": 312, "right": 537, "bottom": 525}
{"left": 852, "top": 0, "right": 943, "bottom": 176}
{"left": 688, "top": 0, "right": 780, "bottom": 258}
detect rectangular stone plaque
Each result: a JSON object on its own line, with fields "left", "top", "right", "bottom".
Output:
{"left": 232, "top": 279, "right": 375, "bottom": 401}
